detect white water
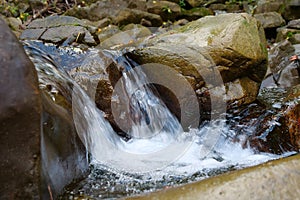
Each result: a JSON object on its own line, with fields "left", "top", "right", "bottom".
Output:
{"left": 69, "top": 49, "right": 288, "bottom": 175}
{"left": 24, "top": 43, "right": 294, "bottom": 198}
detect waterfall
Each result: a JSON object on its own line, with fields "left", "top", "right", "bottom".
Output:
{"left": 23, "top": 41, "right": 295, "bottom": 198}
{"left": 23, "top": 42, "right": 196, "bottom": 173}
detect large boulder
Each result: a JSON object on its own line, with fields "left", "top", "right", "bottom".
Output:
{"left": 0, "top": 18, "right": 41, "bottom": 199}
{"left": 127, "top": 13, "right": 268, "bottom": 117}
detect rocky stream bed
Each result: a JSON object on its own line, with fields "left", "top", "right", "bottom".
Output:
{"left": 1, "top": 0, "right": 300, "bottom": 199}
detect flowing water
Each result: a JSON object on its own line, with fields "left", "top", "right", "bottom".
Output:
{"left": 23, "top": 41, "right": 296, "bottom": 199}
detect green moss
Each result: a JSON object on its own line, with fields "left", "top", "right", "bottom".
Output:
{"left": 260, "top": 43, "right": 268, "bottom": 57}
{"left": 278, "top": 4, "right": 286, "bottom": 14}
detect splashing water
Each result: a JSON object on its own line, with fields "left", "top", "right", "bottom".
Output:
{"left": 23, "top": 41, "right": 295, "bottom": 199}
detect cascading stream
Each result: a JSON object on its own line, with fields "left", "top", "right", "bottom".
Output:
{"left": 23, "top": 41, "right": 295, "bottom": 199}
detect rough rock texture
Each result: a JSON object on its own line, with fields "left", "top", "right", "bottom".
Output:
{"left": 180, "top": 7, "right": 213, "bottom": 21}
{"left": 255, "top": 0, "right": 300, "bottom": 21}
{"left": 146, "top": 0, "right": 181, "bottom": 21}
{"left": 254, "top": 12, "right": 285, "bottom": 29}
{"left": 276, "top": 19, "right": 300, "bottom": 43}
{"left": 99, "top": 24, "right": 152, "bottom": 49}
{"left": 0, "top": 18, "right": 41, "bottom": 199}
{"left": 20, "top": 15, "right": 97, "bottom": 45}
{"left": 128, "top": 153, "right": 300, "bottom": 200}
{"left": 2, "top": 16, "right": 23, "bottom": 37}
{"left": 64, "top": 0, "right": 131, "bottom": 21}
{"left": 128, "top": 13, "right": 268, "bottom": 112}
{"left": 113, "top": 8, "right": 163, "bottom": 27}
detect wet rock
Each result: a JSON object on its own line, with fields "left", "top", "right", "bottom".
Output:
{"left": 146, "top": 0, "right": 181, "bottom": 21}
{"left": 20, "top": 16, "right": 97, "bottom": 46}
{"left": 69, "top": 51, "right": 123, "bottom": 134}
{"left": 254, "top": 12, "right": 285, "bottom": 29}
{"left": 0, "top": 18, "right": 41, "bottom": 199}
{"left": 267, "top": 40, "right": 295, "bottom": 76}
{"left": 128, "top": 13, "right": 268, "bottom": 112}
{"left": 24, "top": 42, "right": 90, "bottom": 198}
{"left": 40, "top": 91, "right": 88, "bottom": 199}
{"left": 114, "top": 8, "right": 163, "bottom": 27}
{"left": 284, "top": 85, "right": 300, "bottom": 149}
{"left": 245, "top": 84, "right": 300, "bottom": 153}
{"left": 128, "top": 153, "right": 300, "bottom": 200}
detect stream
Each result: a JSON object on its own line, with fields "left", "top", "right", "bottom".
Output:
{"left": 23, "top": 40, "right": 297, "bottom": 199}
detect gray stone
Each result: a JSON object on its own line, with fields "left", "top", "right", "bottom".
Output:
{"left": 28, "top": 15, "right": 84, "bottom": 28}
{"left": 287, "top": 19, "right": 300, "bottom": 29}
{"left": 20, "top": 28, "right": 46, "bottom": 40}
{"left": 40, "top": 25, "right": 95, "bottom": 45}
{"left": 20, "top": 16, "right": 97, "bottom": 46}
{"left": 254, "top": 12, "right": 285, "bottom": 29}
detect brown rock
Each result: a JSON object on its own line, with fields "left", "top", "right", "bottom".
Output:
{"left": 254, "top": 12, "right": 285, "bottom": 29}
{"left": 146, "top": 0, "right": 181, "bottom": 21}
{"left": 0, "top": 18, "right": 41, "bottom": 199}
{"left": 114, "top": 8, "right": 163, "bottom": 27}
